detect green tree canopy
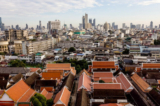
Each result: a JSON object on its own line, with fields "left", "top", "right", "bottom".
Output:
{"left": 68, "top": 47, "right": 76, "bottom": 52}
{"left": 46, "top": 99, "right": 54, "bottom": 106}
{"left": 9, "top": 59, "right": 26, "bottom": 67}
{"left": 30, "top": 93, "right": 54, "bottom": 106}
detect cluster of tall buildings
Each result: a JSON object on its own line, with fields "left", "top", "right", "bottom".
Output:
{"left": 112, "top": 22, "right": 118, "bottom": 30}
{"left": 81, "top": 13, "right": 96, "bottom": 29}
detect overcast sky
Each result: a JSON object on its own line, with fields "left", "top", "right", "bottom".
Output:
{"left": 1, "top": 0, "right": 160, "bottom": 28}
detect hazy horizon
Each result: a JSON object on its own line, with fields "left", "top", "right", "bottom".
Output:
{"left": 1, "top": 0, "right": 160, "bottom": 28}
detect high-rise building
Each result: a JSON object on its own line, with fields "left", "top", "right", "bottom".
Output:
{"left": 48, "top": 20, "right": 61, "bottom": 34}
{"left": 16, "top": 25, "right": 19, "bottom": 30}
{"left": 89, "top": 19, "right": 92, "bottom": 25}
{"left": 155, "top": 26, "right": 157, "bottom": 29}
{"left": 150, "top": 21, "right": 153, "bottom": 29}
{"left": 104, "top": 22, "right": 109, "bottom": 31}
{"left": 0, "top": 17, "right": 2, "bottom": 29}
{"left": 11, "top": 25, "right": 14, "bottom": 29}
{"left": 122, "top": 23, "right": 125, "bottom": 28}
{"left": 37, "top": 25, "right": 39, "bottom": 30}
{"left": 115, "top": 25, "right": 118, "bottom": 30}
{"left": 70, "top": 24, "right": 73, "bottom": 29}
{"left": 82, "top": 16, "right": 85, "bottom": 29}
{"left": 159, "top": 24, "right": 160, "bottom": 28}
{"left": 142, "top": 24, "right": 144, "bottom": 29}
{"left": 39, "top": 21, "right": 41, "bottom": 30}
{"left": 85, "top": 13, "right": 88, "bottom": 29}
{"left": 130, "top": 23, "right": 132, "bottom": 29}
{"left": 26, "top": 24, "right": 28, "bottom": 29}
{"left": 93, "top": 19, "right": 96, "bottom": 28}
{"left": 112, "top": 22, "right": 115, "bottom": 29}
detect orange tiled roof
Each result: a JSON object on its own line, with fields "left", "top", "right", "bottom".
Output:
{"left": 42, "top": 72, "right": 61, "bottom": 80}
{"left": 40, "top": 87, "right": 54, "bottom": 92}
{"left": 92, "top": 61, "right": 116, "bottom": 69}
{"left": 6, "top": 79, "right": 36, "bottom": 102}
{"left": 99, "top": 103, "right": 124, "bottom": 106}
{"left": 79, "top": 69, "right": 91, "bottom": 76}
{"left": 131, "top": 73, "right": 151, "bottom": 93}
{"left": 71, "top": 67, "right": 76, "bottom": 76}
{"left": 135, "top": 67, "right": 141, "bottom": 72}
{"left": 0, "top": 90, "right": 4, "bottom": 98}
{"left": 93, "top": 72, "right": 113, "bottom": 78}
{"left": 88, "top": 65, "right": 92, "bottom": 72}
{"left": 54, "top": 86, "right": 71, "bottom": 106}
{"left": 46, "top": 63, "right": 71, "bottom": 70}
{"left": 77, "top": 72, "right": 91, "bottom": 91}
{"left": 30, "top": 68, "right": 41, "bottom": 72}
{"left": 93, "top": 83, "right": 122, "bottom": 90}
{"left": 41, "top": 88, "right": 53, "bottom": 100}
{"left": 143, "top": 63, "right": 160, "bottom": 68}
{"left": 116, "top": 73, "right": 133, "bottom": 92}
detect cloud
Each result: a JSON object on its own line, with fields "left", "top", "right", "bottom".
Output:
{"left": 138, "top": 0, "right": 160, "bottom": 5}
{"left": 0, "top": 0, "right": 102, "bottom": 16}
{"left": 105, "top": 0, "right": 160, "bottom": 6}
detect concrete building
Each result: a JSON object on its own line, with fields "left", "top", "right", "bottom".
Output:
{"left": 0, "top": 41, "right": 9, "bottom": 53}
{"left": 104, "top": 22, "right": 109, "bottom": 32}
{"left": 48, "top": 20, "right": 61, "bottom": 31}
{"left": 14, "top": 40, "right": 23, "bottom": 54}
{"left": 150, "top": 21, "right": 153, "bottom": 29}
{"left": 5, "top": 29, "right": 28, "bottom": 43}
{"left": 22, "top": 38, "right": 53, "bottom": 55}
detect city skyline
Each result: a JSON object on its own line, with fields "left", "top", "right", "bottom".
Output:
{"left": 1, "top": 0, "right": 160, "bottom": 28}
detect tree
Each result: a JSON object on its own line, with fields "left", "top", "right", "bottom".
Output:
{"left": 33, "top": 98, "right": 42, "bottom": 106}
{"left": 99, "top": 80, "right": 105, "bottom": 83}
{"left": 46, "top": 98, "right": 54, "bottom": 106}
{"left": 68, "top": 47, "right": 76, "bottom": 52}
{"left": 9, "top": 59, "right": 26, "bottom": 67}
{"left": 30, "top": 93, "right": 47, "bottom": 106}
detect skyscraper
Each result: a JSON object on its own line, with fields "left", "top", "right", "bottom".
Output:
{"left": 16, "top": 25, "right": 19, "bottom": 30}
{"left": 11, "top": 25, "right": 14, "bottom": 29}
{"left": 159, "top": 24, "right": 160, "bottom": 28}
{"left": 112, "top": 22, "right": 115, "bottom": 29}
{"left": 142, "top": 24, "right": 144, "bottom": 29}
{"left": 70, "top": 24, "right": 73, "bottom": 29}
{"left": 89, "top": 19, "right": 92, "bottom": 25}
{"left": 130, "top": 23, "right": 132, "bottom": 29}
{"left": 85, "top": 13, "right": 88, "bottom": 29}
{"left": 0, "top": 17, "right": 2, "bottom": 30}
{"left": 82, "top": 16, "right": 85, "bottom": 29}
{"left": 93, "top": 19, "right": 96, "bottom": 28}
{"left": 150, "top": 21, "right": 153, "bottom": 29}
{"left": 122, "top": 23, "right": 125, "bottom": 28}
{"left": 39, "top": 21, "right": 41, "bottom": 30}
{"left": 26, "top": 24, "right": 28, "bottom": 29}
{"left": 104, "top": 22, "right": 109, "bottom": 31}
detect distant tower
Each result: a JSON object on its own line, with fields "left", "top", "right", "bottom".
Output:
{"left": 130, "top": 23, "right": 132, "bottom": 29}
{"left": 39, "top": 21, "right": 41, "bottom": 30}
{"left": 93, "top": 19, "right": 96, "bottom": 28}
{"left": 150, "top": 21, "right": 153, "bottom": 29}
{"left": 82, "top": 16, "right": 85, "bottom": 29}
{"left": 104, "top": 22, "right": 109, "bottom": 31}
{"left": 89, "top": 19, "right": 92, "bottom": 25}
{"left": 0, "top": 17, "right": 2, "bottom": 29}
{"left": 112, "top": 22, "right": 115, "bottom": 29}
{"left": 26, "top": 24, "right": 28, "bottom": 29}
{"left": 122, "top": 23, "right": 125, "bottom": 28}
